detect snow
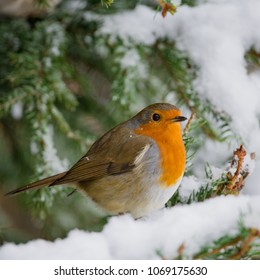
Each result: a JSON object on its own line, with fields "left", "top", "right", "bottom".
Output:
{"left": 120, "top": 49, "right": 141, "bottom": 69}
{"left": 0, "top": 231, "right": 110, "bottom": 260}
{"left": 172, "top": 0, "right": 182, "bottom": 6}
{"left": 0, "top": 195, "right": 259, "bottom": 259}
{"left": 64, "top": 0, "right": 86, "bottom": 12}
{"left": 42, "top": 126, "right": 68, "bottom": 173}
{"left": 11, "top": 102, "right": 23, "bottom": 120}
{"left": 172, "top": 2, "right": 260, "bottom": 142}
{"left": 178, "top": 175, "right": 202, "bottom": 199}
{"left": 98, "top": 6, "right": 164, "bottom": 45}
{"left": 46, "top": 23, "right": 65, "bottom": 57}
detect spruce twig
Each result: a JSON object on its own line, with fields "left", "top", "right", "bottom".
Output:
{"left": 157, "top": 0, "right": 177, "bottom": 17}
{"left": 170, "top": 144, "right": 255, "bottom": 207}
{"left": 231, "top": 229, "right": 260, "bottom": 260}
{"left": 216, "top": 144, "right": 253, "bottom": 196}
{"left": 184, "top": 111, "right": 196, "bottom": 134}
{"left": 175, "top": 243, "right": 185, "bottom": 259}
{"left": 194, "top": 237, "right": 241, "bottom": 259}
{"left": 101, "top": 0, "right": 114, "bottom": 8}
{"left": 225, "top": 145, "right": 247, "bottom": 194}
{"left": 194, "top": 228, "right": 260, "bottom": 260}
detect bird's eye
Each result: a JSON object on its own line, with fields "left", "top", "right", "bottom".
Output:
{"left": 152, "top": 113, "right": 160, "bottom": 121}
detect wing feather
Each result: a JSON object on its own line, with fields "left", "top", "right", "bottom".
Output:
{"left": 6, "top": 124, "right": 153, "bottom": 196}
{"left": 52, "top": 127, "right": 152, "bottom": 186}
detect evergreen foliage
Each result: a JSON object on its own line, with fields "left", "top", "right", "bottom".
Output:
{"left": 0, "top": 0, "right": 259, "bottom": 259}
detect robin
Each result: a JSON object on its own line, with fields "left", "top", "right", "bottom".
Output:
{"left": 6, "top": 103, "right": 187, "bottom": 218}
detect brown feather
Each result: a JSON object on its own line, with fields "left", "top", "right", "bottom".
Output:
{"left": 5, "top": 172, "right": 66, "bottom": 197}
{"left": 6, "top": 124, "right": 151, "bottom": 196}
{"left": 51, "top": 125, "right": 151, "bottom": 186}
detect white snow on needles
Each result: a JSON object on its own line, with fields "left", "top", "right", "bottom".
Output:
{"left": 0, "top": 195, "right": 260, "bottom": 259}
{"left": 1, "top": 0, "right": 260, "bottom": 259}
{"left": 99, "top": 0, "right": 260, "bottom": 148}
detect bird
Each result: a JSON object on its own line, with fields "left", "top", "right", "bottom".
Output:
{"left": 6, "top": 103, "right": 187, "bottom": 218}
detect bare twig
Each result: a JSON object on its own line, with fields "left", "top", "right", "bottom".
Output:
{"left": 231, "top": 229, "right": 260, "bottom": 260}
{"left": 157, "top": 0, "right": 177, "bottom": 17}
{"left": 194, "top": 228, "right": 260, "bottom": 260}
{"left": 184, "top": 112, "right": 196, "bottom": 134}
{"left": 225, "top": 145, "right": 247, "bottom": 194}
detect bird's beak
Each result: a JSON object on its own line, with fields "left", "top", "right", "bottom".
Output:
{"left": 172, "top": 116, "right": 187, "bottom": 122}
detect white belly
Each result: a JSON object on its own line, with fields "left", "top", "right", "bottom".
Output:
{"left": 130, "top": 176, "right": 183, "bottom": 218}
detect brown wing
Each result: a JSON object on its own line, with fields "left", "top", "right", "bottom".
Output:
{"left": 51, "top": 125, "right": 152, "bottom": 186}
{"left": 6, "top": 125, "right": 152, "bottom": 197}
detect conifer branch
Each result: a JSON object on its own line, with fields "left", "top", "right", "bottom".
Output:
{"left": 169, "top": 145, "right": 255, "bottom": 207}
{"left": 194, "top": 227, "right": 260, "bottom": 260}
{"left": 184, "top": 111, "right": 196, "bottom": 134}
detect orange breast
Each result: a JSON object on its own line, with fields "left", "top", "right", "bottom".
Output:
{"left": 135, "top": 123, "right": 186, "bottom": 187}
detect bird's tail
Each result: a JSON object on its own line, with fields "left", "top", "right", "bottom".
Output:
{"left": 5, "top": 171, "right": 67, "bottom": 197}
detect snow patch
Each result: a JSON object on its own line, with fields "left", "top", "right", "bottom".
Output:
{"left": 179, "top": 175, "right": 201, "bottom": 199}
{"left": 11, "top": 102, "right": 23, "bottom": 120}
{"left": 42, "top": 126, "right": 68, "bottom": 173}
{"left": 0, "top": 195, "right": 259, "bottom": 259}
